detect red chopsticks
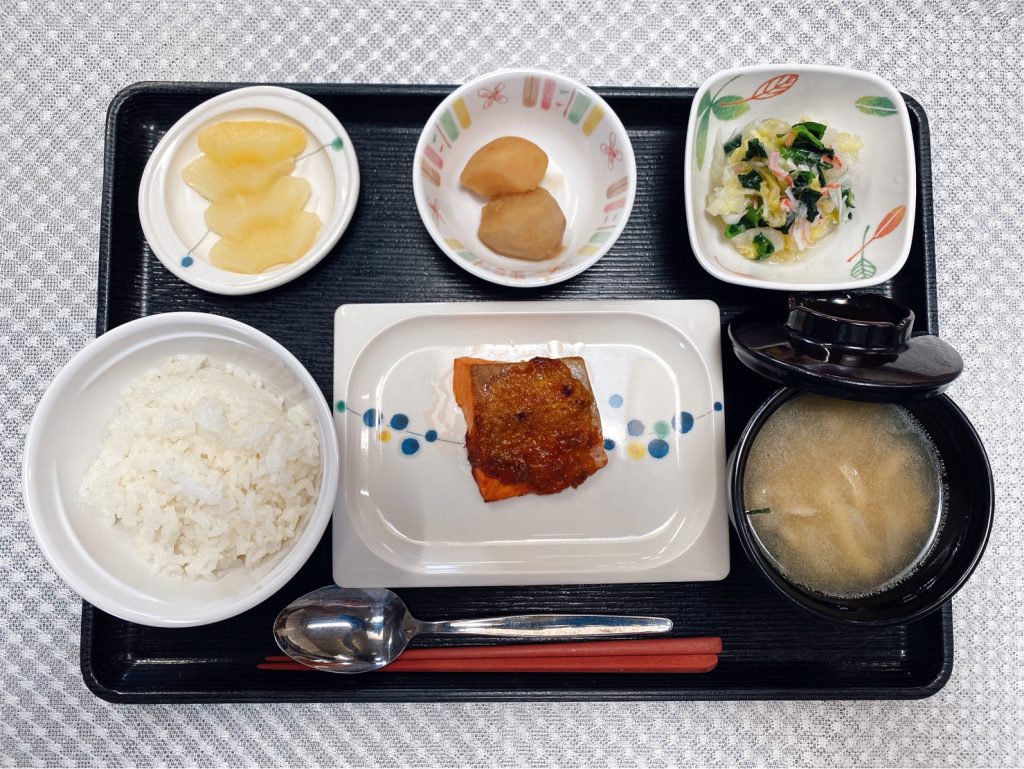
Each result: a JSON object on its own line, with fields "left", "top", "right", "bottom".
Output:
{"left": 377, "top": 653, "right": 718, "bottom": 674}
{"left": 259, "top": 636, "right": 722, "bottom": 674}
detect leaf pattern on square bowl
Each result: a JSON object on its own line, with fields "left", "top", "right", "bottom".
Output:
{"left": 855, "top": 95, "right": 899, "bottom": 116}
{"left": 694, "top": 72, "right": 799, "bottom": 169}
{"left": 847, "top": 205, "right": 908, "bottom": 279}
{"left": 710, "top": 97, "right": 749, "bottom": 121}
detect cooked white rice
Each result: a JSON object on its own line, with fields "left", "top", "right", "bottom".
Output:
{"left": 80, "top": 354, "right": 321, "bottom": 580}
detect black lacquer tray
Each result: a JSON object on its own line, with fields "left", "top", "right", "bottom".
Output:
{"left": 82, "top": 82, "right": 950, "bottom": 702}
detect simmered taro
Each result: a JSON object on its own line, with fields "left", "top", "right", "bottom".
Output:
{"left": 460, "top": 136, "right": 548, "bottom": 197}
{"left": 478, "top": 187, "right": 566, "bottom": 261}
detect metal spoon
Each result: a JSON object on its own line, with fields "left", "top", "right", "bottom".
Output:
{"left": 273, "top": 585, "right": 674, "bottom": 673}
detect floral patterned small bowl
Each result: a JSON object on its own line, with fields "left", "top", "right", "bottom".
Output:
{"left": 412, "top": 69, "right": 636, "bottom": 288}
{"left": 684, "top": 64, "right": 915, "bottom": 291}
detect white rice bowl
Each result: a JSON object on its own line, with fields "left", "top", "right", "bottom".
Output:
{"left": 80, "top": 354, "right": 321, "bottom": 580}
{"left": 23, "top": 312, "right": 339, "bottom": 627}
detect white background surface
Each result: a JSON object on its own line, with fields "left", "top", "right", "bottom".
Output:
{"left": 1, "top": 1, "right": 1021, "bottom": 766}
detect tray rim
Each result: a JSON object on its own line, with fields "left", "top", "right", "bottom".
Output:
{"left": 80, "top": 603, "right": 953, "bottom": 704}
{"left": 85, "top": 81, "right": 951, "bottom": 704}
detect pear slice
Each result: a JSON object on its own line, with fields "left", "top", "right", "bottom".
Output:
{"left": 209, "top": 211, "right": 322, "bottom": 274}
{"left": 204, "top": 176, "right": 312, "bottom": 240}
{"left": 182, "top": 155, "right": 294, "bottom": 200}
{"left": 197, "top": 120, "right": 307, "bottom": 165}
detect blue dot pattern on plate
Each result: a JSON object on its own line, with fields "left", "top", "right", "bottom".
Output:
{"left": 339, "top": 394, "right": 722, "bottom": 461}
{"left": 181, "top": 255, "right": 193, "bottom": 267}
{"left": 647, "top": 438, "right": 669, "bottom": 459}
{"left": 672, "top": 411, "right": 695, "bottom": 434}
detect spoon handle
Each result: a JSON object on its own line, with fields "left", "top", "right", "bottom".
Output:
{"left": 418, "top": 614, "right": 673, "bottom": 638}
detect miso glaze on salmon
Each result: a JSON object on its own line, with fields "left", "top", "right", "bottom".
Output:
{"left": 452, "top": 356, "right": 608, "bottom": 502}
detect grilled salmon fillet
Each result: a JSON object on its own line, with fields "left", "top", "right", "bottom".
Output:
{"left": 452, "top": 356, "right": 607, "bottom": 502}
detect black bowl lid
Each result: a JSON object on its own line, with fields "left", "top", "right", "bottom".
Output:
{"left": 728, "top": 293, "right": 964, "bottom": 402}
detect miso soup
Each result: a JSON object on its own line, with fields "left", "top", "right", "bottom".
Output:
{"left": 742, "top": 394, "right": 944, "bottom": 598}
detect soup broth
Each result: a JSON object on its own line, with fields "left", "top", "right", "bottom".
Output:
{"left": 743, "top": 394, "right": 943, "bottom": 598}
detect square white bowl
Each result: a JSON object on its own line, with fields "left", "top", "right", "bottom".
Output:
{"left": 684, "top": 64, "right": 915, "bottom": 291}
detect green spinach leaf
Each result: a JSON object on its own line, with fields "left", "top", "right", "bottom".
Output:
{"left": 752, "top": 233, "right": 775, "bottom": 260}
{"left": 790, "top": 122, "right": 828, "bottom": 154}
{"left": 798, "top": 187, "right": 822, "bottom": 222}
{"left": 780, "top": 145, "right": 821, "bottom": 165}
{"left": 744, "top": 138, "right": 767, "bottom": 160}
{"left": 842, "top": 187, "right": 856, "bottom": 219}
{"left": 793, "top": 120, "right": 827, "bottom": 141}
{"left": 738, "top": 170, "right": 762, "bottom": 190}
{"left": 791, "top": 170, "right": 816, "bottom": 189}
{"left": 723, "top": 206, "right": 765, "bottom": 238}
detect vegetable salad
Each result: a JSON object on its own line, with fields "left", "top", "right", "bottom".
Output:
{"left": 706, "top": 118, "right": 862, "bottom": 262}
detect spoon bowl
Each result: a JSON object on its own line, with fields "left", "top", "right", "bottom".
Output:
{"left": 274, "top": 585, "right": 674, "bottom": 673}
{"left": 275, "top": 586, "right": 421, "bottom": 672}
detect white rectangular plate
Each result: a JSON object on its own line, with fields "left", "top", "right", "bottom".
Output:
{"left": 332, "top": 300, "right": 728, "bottom": 587}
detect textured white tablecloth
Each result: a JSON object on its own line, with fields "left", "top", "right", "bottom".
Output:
{"left": 2, "top": 1, "right": 1022, "bottom": 766}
